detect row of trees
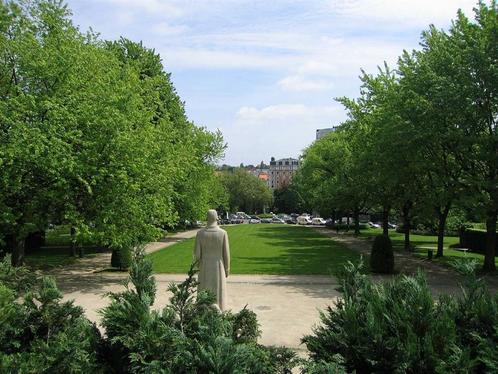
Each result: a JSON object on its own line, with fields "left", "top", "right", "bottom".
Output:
{"left": 0, "top": 0, "right": 225, "bottom": 265}
{"left": 296, "top": 1, "right": 498, "bottom": 271}
{"left": 217, "top": 168, "right": 273, "bottom": 214}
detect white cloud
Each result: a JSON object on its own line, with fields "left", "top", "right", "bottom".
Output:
{"left": 107, "top": 0, "right": 183, "bottom": 17}
{"left": 160, "top": 48, "right": 300, "bottom": 70}
{"left": 329, "top": 0, "right": 475, "bottom": 28}
{"left": 152, "top": 22, "right": 188, "bottom": 36}
{"left": 221, "top": 103, "right": 346, "bottom": 163}
{"left": 236, "top": 104, "right": 340, "bottom": 123}
{"left": 278, "top": 75, "right": 333, "bottom": 92}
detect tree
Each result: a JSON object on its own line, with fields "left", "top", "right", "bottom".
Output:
{"left": 0, "top": 1, "right": 225, "bottom": 266}
{"left": 273, "top": 185, "right": 306, "bottom": 214}
{"left": 219, "top": 169, "right": 272, "bottom": 214}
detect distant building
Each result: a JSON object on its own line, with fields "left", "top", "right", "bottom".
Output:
{"left": 247, "top": 167, "right": 271, "bottom": 188}
{"left": 316, "top": 127, "right": 336, "bottom": 140}
{"left": 269, "top": 157, "right": 299, "bottom": 190}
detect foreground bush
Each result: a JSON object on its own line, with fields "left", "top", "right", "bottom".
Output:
{"left": 110, "top": 247, "right": 132, "bottom": 270}
{"left": 100, "top": 250, "right": 297, "bottom": 373}
{"left": 370, "top": 234, "right": 394, "bottom": 273}
{"left": 0, "top": 252, "right": 297, "bottom": 373}
{"left": 302, "top": 260, "right": 498, "bottom": 373}
{"left": 0, "top": 256, "right": 102, "bottom": 373}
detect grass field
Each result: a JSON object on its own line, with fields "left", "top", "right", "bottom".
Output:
{"left": 149, "top": 224, "right": 361, "bottom": 275}
{"left": 356, "top": 227, "right": 498, "bottom": 267}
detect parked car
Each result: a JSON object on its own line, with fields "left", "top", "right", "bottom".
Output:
{"left": 236, "top": 212, "right": 251, "bottom": 220}
{"left": 297, "top": 215, "right": 312, "bottom": 225}
{"left": 312, "top": 217, "right": 326, "bottom": 225}
{"left": 271, "top": 217, "right": 285, "bottom": 224}
{"left": 249, "top": 215, "right": 261, "bottom": 224}
{"left": 260, "top": 217, "right": 272, "bottom": 223}
{"left": 368, "top": 221, "right": 381, "bottom": 228}
{"left": 388, "top": 222, "right": 397, "bottom": 229}
{"left": 229, "top": 214, "right": 244, "bottom": 224}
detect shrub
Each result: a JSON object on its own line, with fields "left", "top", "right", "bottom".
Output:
{"left": 0, "top": 257, "right": 102, "bottom": 373}
{"left": 302, "top": 260, "right": 498, "bottom": 373}
{"left": 369, "top": 234, "right": 394, "bottom": 273}
{"left": 100, "top": 249, "right": 297, "bottom": 373}
{"left": 111, "top": 247, "right": 132, "bottom": 270}
{"left": 460, "top": 229, "right": 498, "bottom": 256}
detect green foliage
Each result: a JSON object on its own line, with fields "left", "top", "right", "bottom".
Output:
{"left": 0, "top": 258, "right": 102, "bottom": 373}
{"left": 101, "top": 250, "right": 297, "bottom": 373}
{"left": 0, "top": 0, "right": 224, "bottom": 267}
{"left": 293, "top": 1, "right": 498, "bottom": 269}
{"left": 370, "top": 234, "right": 394, "bottom": 273}
{"left": 460, "top": 228, "right": 498, "bottom": 256}
{"left": 273, "top": 185, "right": 308, "bottom": 214}
{"left": 111, "top": 247, "right": 132, "bottom": 270}
{"left": 303, "top": 260, "right": 498, "bottom": 373}
{"left": 219, "top": 168, "right": 273, "bottom": 214}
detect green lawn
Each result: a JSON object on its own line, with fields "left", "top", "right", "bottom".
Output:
{"left": 149, "top": 224, "right": 361, "bottom": 275}
{"left": 356, "top": 227, "right": 498, "bottom": 267}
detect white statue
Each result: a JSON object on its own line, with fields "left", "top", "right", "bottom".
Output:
{"left": 194, "top": 209, "right": 230, "bottom": 311}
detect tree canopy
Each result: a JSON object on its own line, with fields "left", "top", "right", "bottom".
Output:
{"left": 0, "top": 0, "right": 225, "bottom": 265}
{"left": 294, "top": 1, "right": 498, "bottom": 271}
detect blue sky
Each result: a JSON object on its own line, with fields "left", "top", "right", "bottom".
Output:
{"left": 66, "top": 0, "right": 476, "bottom": 165}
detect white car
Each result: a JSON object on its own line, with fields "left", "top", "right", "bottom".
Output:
{"left": 297, "top": 216, "right": 312, "bottom": 225}
{"left": 312, "top": 217, "right": 326, "bottom": 225}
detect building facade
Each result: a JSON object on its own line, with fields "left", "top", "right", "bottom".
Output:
{"left": 269, "top": 157, "right": 299, "bottom": 190}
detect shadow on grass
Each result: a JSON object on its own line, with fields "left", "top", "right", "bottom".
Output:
{"left": 239, "top": 225, "right": 362, "bottom": 275}
{"left": 25, "top": 246, "right": 110, "bottom": 271}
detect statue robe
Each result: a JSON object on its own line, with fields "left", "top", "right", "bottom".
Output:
{"left": 194, "top": 226, "right": 230, "bottom": 311}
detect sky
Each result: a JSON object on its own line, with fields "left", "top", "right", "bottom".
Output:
{"left": 65, "top": 0, "right": 477, "bottom": 165}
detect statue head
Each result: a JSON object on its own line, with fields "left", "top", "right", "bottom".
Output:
{"left": 206, "top": 209, "right": 218, "bottom": 228}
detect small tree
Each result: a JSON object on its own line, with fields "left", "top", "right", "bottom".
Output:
{"left": 370, "top": 235, "right": 394, "bottom": 273}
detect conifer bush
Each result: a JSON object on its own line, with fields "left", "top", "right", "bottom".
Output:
{"left": 0, "top": 256, "right": 102, "bottom": 373}
{"left": 302, "top": 260, "right": 498, "bottom": 373}
{"left": 100, "top": 249, "right": 298, "bottom": 373}
{"left": 110, "top": 247, "right": 132, "bottom": 270}
{"left": 369, "top": 234, "right": 394, "bottom": 273}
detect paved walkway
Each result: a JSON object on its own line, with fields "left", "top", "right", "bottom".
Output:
{"left": 44, "top": 226, "right": 497, "bottom": 351}
{"left": 47, "top": 228, "right": 339, "bottom": 350}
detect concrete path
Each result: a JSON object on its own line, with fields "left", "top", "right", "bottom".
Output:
{"left": 45, "top": 226, "right": 497, "bottom": 351}
{"left": 57, "top": 272, "right": 338, "bottom": 350}
{"left": 47, "top": 228, "right": 339, "bottom": 350}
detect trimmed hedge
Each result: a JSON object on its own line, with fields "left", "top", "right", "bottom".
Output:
{"left": 370, "top": 235, "right": 394, "bottom": 273}
{"left": 460, "top": 229, "right": 498, "bottom": 256}
{"left": 111, "top": 247, "right": 132, "bottom": 270}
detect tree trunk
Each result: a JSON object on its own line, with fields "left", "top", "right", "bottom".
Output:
{"left": 70, "top": 226, "right": 77, "bottom": 257}
{"left": 353, "top": 207, "right": 360, "bottom": 235}
{"left": 382, "top": 205, "right": 390, "bottom": 237}
{"left": 483, "top": 209, "right": 497, "bottom": 272}
{"left": 402, "top": 201, "right": 412, "bottom": 251}
{"left": 435, "top": 204, "right": 451, "bottom": 258}
{"left": 346, "top": 213, "right": 350, "bottom": 232}
{"left": 11, "top": 234, "right": 25, "bottom": 267}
